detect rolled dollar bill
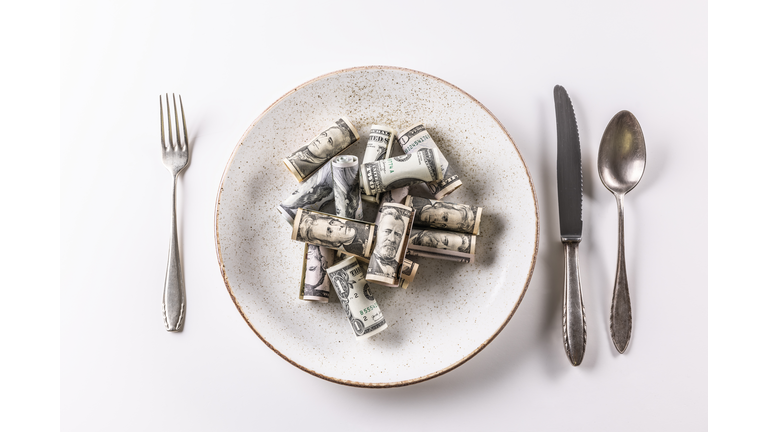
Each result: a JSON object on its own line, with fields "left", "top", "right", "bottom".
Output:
{"left": 397, "top": 123, "right": 462, "bottom": 199}
{"left": 366, "top": 203, "right": 413, "bottom": 286}
{"left": 360, "top": 125, "right": 396, "bottom": 204}
{"left": 339, "top": 254, "right": 419, "bottom": 289}
{"left": 283, "top": 117, "right": 360, "bottom": 182}
{"left": 397, "top": 258, "right": 419, "bottom": 290}
{"left": 360, "top": 148, "right": 442, "bottom": 196}
{"left": 327, "top": 255, "right": 388, "bottom": 340}
{"left": 405, "top": 249, "right": 473, "bottom": 263}
{"left": 299, "top": 244, "right": 336, "bottom": 302}
{"left": 331, "top": 155, "right": 363, "bottom": 220}
{"left": 375, "top": 186, "right": 410, "bottom": 224}
{"left": 277, "top": 162, "right": 334, "bottom": 226}
{"left": 406, "top": 228, "right": 476, "bottom": 263}
{"left": 404, "top": 195, "right": 482, "bottom": 235}
{"left": 292, "top": 208, "right": 375, "bottom": 258}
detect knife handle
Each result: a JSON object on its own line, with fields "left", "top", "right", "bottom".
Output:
{"left": 563, "top": 242, "right": 586, "bottom": 366}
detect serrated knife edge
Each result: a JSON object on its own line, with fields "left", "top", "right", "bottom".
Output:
{"left": 554, "top": 85, "right": 583, "bottom": 241}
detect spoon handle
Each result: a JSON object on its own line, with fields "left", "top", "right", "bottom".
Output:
{"left": 563, "top": 242, "right": 586, "bottom": 366}
{"left": 610, "top": 194, "right": 632, "bottom": 353}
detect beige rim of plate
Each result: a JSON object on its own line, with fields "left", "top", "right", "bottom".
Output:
{"left": 215, "top": 66, "right": 539, "bottom": 388}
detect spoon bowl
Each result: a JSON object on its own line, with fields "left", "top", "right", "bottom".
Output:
{"left": 598, "top": 110, "right": 646, "bottom": 353}
{"left": 598, "top": 111, "right": 646, "bottom": 194}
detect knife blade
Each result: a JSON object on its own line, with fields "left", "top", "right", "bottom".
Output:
{"left": 554, "top": 85, "right": 587, "bottom": 366}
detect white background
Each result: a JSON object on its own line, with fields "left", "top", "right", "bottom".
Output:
{"left": 4, "top": 0, "right": 764, "bottom": 430}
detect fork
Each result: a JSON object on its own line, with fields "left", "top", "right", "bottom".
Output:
{"left": 160, "top": 93, "right": 189, "bottom": 332}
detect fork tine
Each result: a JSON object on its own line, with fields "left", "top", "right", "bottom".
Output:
{"left": 172, "top": 94, "right": 181, "bottom": 150}
{"left": 178, "top": 95, "right": 188, "bottom": 150}
{"left": 160, "top": 95, "right": 166, "bottom": 148}
{"left": 165, "top": 94, "right": 174, "bottom": 148}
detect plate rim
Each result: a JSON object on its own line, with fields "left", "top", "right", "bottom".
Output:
{"left": 214, "top": 65, "right": 540, "bottom": 388}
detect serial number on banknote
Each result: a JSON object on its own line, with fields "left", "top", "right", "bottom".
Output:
{"left": 360, "top": 304, "right": 379, "bottom": 315}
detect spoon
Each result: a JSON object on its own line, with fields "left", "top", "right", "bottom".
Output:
{"left": 597, "top": 110, "right": 646, "bottom": 353}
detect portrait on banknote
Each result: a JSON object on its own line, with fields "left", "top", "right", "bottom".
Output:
{"left": 283, "top": 118, "right": 358, "bottom": 181}
{"left": 301, "top": 245, "right": 333, "bottom": 300}
{"left": 369, "top": 206, "right": 407, "bottom": 280}
{"left": 296, "top": 211, "right": 369, "bottom": 257}
{"left": 409, "top": 229, "right": 473, "bottom": 254}
{"left": 411, "top": 197, "right": 477, "bottom": 233}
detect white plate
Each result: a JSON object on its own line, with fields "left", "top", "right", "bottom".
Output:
{"left": 215, "top": 66, "right": 539, "bottom": 387}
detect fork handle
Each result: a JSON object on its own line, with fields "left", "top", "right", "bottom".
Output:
{"left": 163, "top": 175, "right": 185, "bottom": 332}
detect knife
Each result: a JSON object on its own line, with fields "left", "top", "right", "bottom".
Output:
{"left": 554, "top": 85, "right": 587, "bottom": 366}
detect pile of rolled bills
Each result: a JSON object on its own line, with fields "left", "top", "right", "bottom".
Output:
{"left": 275, "top": 118, "right": 483, "bottom": 340}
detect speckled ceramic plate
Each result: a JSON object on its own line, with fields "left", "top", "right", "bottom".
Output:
{"left": 215, "top": 66, "right": 538, "bottom": 387}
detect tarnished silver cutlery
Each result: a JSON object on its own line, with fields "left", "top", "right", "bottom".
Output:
{"left": 554, "top": 85, "right": 587, "bottom": 366}
{"left": 598, "top": 110, "right": 646, "bottom": 353}
{"left": 160, "top": 93, "right": 189, "bottom": 332}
